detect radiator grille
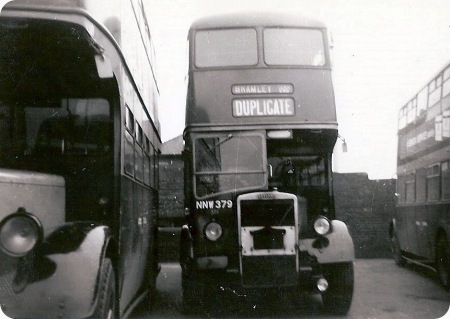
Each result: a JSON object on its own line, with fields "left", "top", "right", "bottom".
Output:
{"left": 239, "top": 197, "right": 297, "bottom": 286}
{"left": 240, "top": 199, "right": 295, "bottom": 227}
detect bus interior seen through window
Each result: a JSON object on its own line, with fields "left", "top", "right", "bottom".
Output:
{"left": 0, "top": 99, "right": 112, "bottom": 172}
{"left": 194, "top": 133, "right": 266, "bottom": 197}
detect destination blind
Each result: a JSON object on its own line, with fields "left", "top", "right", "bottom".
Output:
{"left": 232, "top": 84, "right": 294, "bottom": 95}
{"left": 232, "top": 98, "right": 295, "bottom": 117}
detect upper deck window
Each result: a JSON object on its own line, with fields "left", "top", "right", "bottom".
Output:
{"left": 195, "top": 29, "right": 258, "bottom": 68}
{"left": 264, "top": 28, "right": 325, "bottom": 66}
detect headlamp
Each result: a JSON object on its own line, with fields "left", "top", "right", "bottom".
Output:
{"left": 204, "top": 222, "right": 223, "bottom": 241}
{"left": 313, "top": 216, "right": 331, "bottom": 236}
{"left": 0, "top": 213, "right": 42, "bottom": 257}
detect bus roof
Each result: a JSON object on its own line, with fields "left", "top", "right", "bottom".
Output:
{"left": 5, "top": 0, "right": 89, "bottom": 10}
{"left": 189, "top": 12, "right": 327, "bottom": 31}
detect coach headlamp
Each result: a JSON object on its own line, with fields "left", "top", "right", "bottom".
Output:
{"left": 204, "top": 222, "right": 223, "bottom": 241}
{"left": 313, "top": 216, "right": 331, "bottom": 236}
{"left": 0, "top": 212, "right": 42, "bottom": 257}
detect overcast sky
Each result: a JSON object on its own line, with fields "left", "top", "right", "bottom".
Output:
{"left": 147, "top": 0, "right": 450, "bottom": 180}
{"left": 1, "top": 1, "right": 449, "bottom": 180}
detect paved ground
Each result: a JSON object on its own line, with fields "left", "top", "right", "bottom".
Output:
{"left": 132, "top": 259, "right": 449, "bottom": 319}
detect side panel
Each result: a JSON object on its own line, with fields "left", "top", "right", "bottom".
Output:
{"left": 396, "top": 206, "right": 416, "bottom": 254}
{"left": 396, "top": 203, "right": 450, "bottom": 261}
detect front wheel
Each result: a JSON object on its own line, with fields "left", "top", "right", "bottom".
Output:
{"left": 181, "top": 267, "right": 204, "bottom": 314}
{"left": 436, "top": 234, "right": 450, "bottom": 289}
{"left": 90, "top": 258, "right": 116, "bottom": 319}
{"left": 322, "top": 262, "right": 354, "bottom": 315}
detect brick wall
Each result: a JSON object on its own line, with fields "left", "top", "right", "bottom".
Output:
{"left": 333, "top": 173, "right": 395, "bottom": 258}
{"left": 158, "top": 154, "right": 396, "bottom": 260}
{"left": 159, "top": 155, "right": 185, "bottom": 226}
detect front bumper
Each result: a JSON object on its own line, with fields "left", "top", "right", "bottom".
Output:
{"left": 188, "top": 219, "right": 354, "bottom": 290}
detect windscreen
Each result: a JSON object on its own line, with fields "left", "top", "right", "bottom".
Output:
{"left": 195, "top": 28, "right": 258, "bottom": 67}
{"left": 194, "top": 133, "right": 266, "bottom": 198}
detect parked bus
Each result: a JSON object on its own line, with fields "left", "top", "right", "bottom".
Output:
{"left": 181, "top": 12, "right": 355, "bottom": 315}
{"left": 0, "top": 0, "right": 161, "bottom": 318}
{"left": 391, "top": 61, "right": 450, "bottom": 289}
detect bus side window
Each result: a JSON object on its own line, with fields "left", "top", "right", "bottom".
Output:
{"left": 405, "top": 173, "right": 415, "bottom": 203}
{"left": 442, "top": 160, "right": 450, "bottom": 200}
{"left": 426, "top": 164, "right": 440, "bottom": 201}
{"left": 415, "top": 168, "right": 426, "bottom": 203}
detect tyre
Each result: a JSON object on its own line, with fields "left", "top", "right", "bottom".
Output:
{"left": 322, "top": 262, "right": 354, "bottom": 315}
{"left": 436, "top": 234, "right": 450, "bottom": 289}
{"left": 90, "top": 258, "right": 116, "bottom": 319}
{"left": 391, "top": 230, "right": 406, "bottom": 266}
{"left": 181, "top": 268, "right": 204, "bottom": 315}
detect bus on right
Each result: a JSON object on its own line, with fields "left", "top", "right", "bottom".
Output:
{"left": 391, "top": 61, "right": 450, "bottom": 289}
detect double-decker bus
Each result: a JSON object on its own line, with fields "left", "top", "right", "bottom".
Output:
{"left": 391, "top": 61, "right": 450, "bottom": 288}
{"left": 0, "top": 0, "right": 161, "bottom": 318}
{"left": 180, "top": 12, "right": 355, "bottom": 315}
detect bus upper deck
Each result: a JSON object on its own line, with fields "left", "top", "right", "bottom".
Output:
{"left": 397, "top": 61, "right": 450, "bottom": 169}
{"left": 185, "top": 12, "right": 337, "bottom": 131}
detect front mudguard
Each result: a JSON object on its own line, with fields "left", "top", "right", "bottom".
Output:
{"left": 180, "top": 224, "right": 194, "bottom": 267}
{"left": 1, "top": 222, "right": 111, "bottom": 319}
{"left": 299, "top": 220, "right": 355, "bottom": 263}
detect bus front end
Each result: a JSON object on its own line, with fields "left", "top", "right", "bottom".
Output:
{"left": 182, "top": 12, "right": 355, "bottom": 315}
{"left": 181, "top": 130, "right": 354, "bottom": 315}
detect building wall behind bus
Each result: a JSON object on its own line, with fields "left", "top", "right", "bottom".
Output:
{"left": 158, "top": 140, "right": 396, "bottom": 261}
{"left": 333, "top": 173, "right": 396, "bottom": 259}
